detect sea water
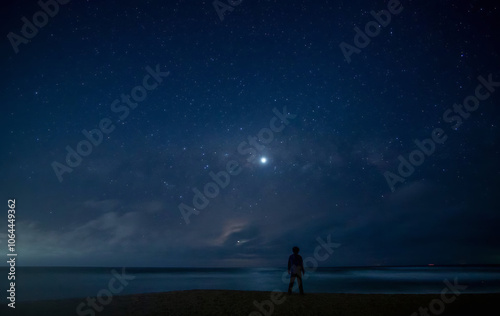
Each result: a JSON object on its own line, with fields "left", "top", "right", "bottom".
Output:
{"left": 1, "top": 266, "right": 499, "bottom": 302}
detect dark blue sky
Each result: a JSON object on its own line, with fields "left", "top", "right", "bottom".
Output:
{"left": 1, "top": 0, "right": 499, "bottom": 267}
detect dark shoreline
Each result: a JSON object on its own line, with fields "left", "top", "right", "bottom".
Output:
{"left": 2, "top": 290, "right": 499, "bottom": 316}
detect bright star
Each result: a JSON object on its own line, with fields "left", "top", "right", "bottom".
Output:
{"left": 260, "top": 157, "right": 267, "bottom": 164}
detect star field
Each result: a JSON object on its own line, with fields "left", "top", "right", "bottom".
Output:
{"left": 0, "top": 0, "right": 499, "bottom": 267}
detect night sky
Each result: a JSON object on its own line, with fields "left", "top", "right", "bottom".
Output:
{"left": 1, "top": 0, "right": 499, "bottom": 268}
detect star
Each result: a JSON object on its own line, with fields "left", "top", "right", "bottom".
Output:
{"left": 260, "top": 157, "right": 267, "bottom": 164}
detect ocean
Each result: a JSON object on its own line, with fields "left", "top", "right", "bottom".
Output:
{"left": 2, "top": 266, "right": 499, "bottom": 302}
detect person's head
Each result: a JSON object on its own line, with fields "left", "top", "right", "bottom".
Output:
{"left": 292, "top": 246, "right": 300, "bottom": 254}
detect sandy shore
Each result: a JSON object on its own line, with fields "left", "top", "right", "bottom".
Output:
{"left": 2, "top": 290, "right": 499, "bottom": 316}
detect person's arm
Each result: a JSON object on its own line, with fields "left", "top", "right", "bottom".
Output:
{"left": 300, "top": 256, "right": 305, "bottom": 274}
{"left": 287, "top": 255, "right": 291, "bottom": 274}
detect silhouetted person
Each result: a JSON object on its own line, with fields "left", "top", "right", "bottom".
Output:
{"left": 287, "top": 246, "right": 304, "bottom": 295}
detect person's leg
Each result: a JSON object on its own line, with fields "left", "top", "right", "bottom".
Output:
{"left": 288, "top": 274, "right": 296, "bottom": 294}
{"left": 297, "top": 273, "right": 304, "bottom": 294}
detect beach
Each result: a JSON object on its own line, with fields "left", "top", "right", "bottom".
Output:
{"left": 2, "top": 290, "right": 498, "bottom": 316}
